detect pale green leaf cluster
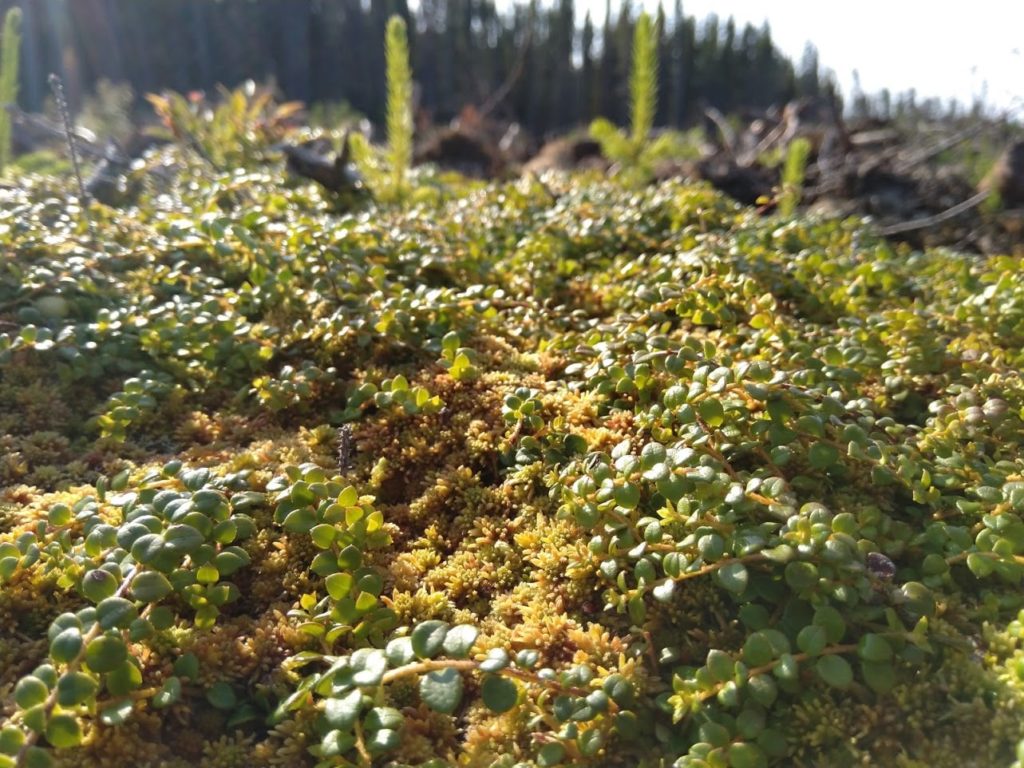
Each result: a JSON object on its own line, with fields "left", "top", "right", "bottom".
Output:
{"left": 779, "top": 137, "right": 812, "bottom": 217}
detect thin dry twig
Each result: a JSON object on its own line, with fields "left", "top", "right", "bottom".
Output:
{"left": 877, "top": 189, "right": 991, "bottom": 236}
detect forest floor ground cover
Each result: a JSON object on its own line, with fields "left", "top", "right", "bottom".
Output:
{"left": 1, "top": 157, "right": 1023, "bottom": 767}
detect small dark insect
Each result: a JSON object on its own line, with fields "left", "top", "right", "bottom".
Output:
{"left": 866, "top": 552, "right": 897, "bottom": 581}
{"left": 337, "top": 424, "right": 354, "bottom": 471}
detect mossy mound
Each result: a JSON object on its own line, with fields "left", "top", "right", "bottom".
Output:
{"left": 1, "top": 162, "right": 1023, "bottom": 768}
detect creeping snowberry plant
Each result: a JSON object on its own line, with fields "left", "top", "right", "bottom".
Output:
{"left": 1, "top": 69, "right": 1024, "bottom": 768}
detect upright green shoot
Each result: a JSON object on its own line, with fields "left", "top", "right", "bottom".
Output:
{"left": 629, "top": 12, "right": 657, "bottom": 152}
{"left": 589, "top": 11, "right": 662, "bottom": 183}
{"left": 779, "top": 137, "right": 811, "bottom": 217}
{"left": 385, "top": 15, "right": 413, "bottom": 202}
{"left": 0, "top": 7, "right": 22, "bottom": 175}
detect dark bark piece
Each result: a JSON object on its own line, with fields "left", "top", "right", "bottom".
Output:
{"left": 414, "top": 127, "right": 501, "bottom": 179}
{"left": 523, "top": 137, "right": 606, "bottom": 174}
{"left": 695, "top": 157, "right": 776, "bottom": 206}
{"left": 85, "top": 134, "right": 162, "bottom": 206}
{"left": 282, "top": 141, "right": 362, "bottom": 193}
{"left": 981, "top": 140, "right": 1024, "bottom": 207}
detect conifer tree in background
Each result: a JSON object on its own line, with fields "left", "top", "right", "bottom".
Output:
{"left": 0, "top": 0, "right": 821, "bottom": 137}
{"left": 0, "top": 6, "right": 22, "bottom": 175}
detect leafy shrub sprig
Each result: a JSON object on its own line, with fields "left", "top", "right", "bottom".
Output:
{"left": 1, "top": 95, "right": 1024, "bottom": 766}
{"left": 0, "top": 463, "right": 259, "bottom": 767}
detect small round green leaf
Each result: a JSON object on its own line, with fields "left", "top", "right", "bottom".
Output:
{"left": 172, "top": 653, "right": 200, "bottom": 680}
{"left": 97, "top": 597, "right": 138, "bottom": 630}
{"left": 411, "top": 620, "right": 449, "bottom": 659}
{"left": 129, "top": 618, "right": 155, "bottom": 641}
{"left": 784, "top": 561, "right": 818, "bottom": 591}
{"left": 351, "top": 650, "right": 387, "bottom": 686}
{"left": 282, "top": 507, "right": 317, "bottom": 534}
{"left": 163, "top": 524, "right": 204, "bottom": 554}
{"left": 742, "top": 633, "right": 774, "bottom": 667}
{"left": 81, "top": 569, "right": 118, "bottom": 603}
{"left": 481, "top": 674, "right": 518, "bottom": 713}
{"left": 715, "top": 562, "right": 749, "bottom": 594}
{"left": 34, "top": 667, "right": 57, "bottom": 689}
{"left": 22, "top": 747, "right": 54, "bottom": 768}
{"left": 441, "top": 625, "right": 478, "bottom": 659}
{"left": 479, "top": 648, "right": 510, "bottom": 672}
{"left": 614, "top": 483, "right": 641, "bottom": 510}
{"left": 21, "top": 704, "right": 46, "bottom": 735}
{"left": 106, "top": 660, "right": 143, "bottom": 697}
{"left": 130, "top": 572, "right": 173, "bottom": 603}
{"left": 578, "top": 727, "right": 604, "bottom": 757}
{"left": 153, "top": 676, "right": 181, "bottom": 708}
{"left": 385, "top": 636, "right": 414, "bottom": 667}
{"left": 48, "top": 504, "right": 72, "bottom": 527}
{"left": 367, "top": 727, "right": 400, "bottom": 754}
{"left": 797, "top": 625, "right": 828, "bottom": 656}
{"left": 857, "top": 634, "right": 893, "bottom": 662}
{"left": 14, "top": 677, "right": 49, "bottom": 709}
{"left": 747, "top": 674, "right": 778, "bottom": 708}
{"left": 149, "top": 606, "right": 175, "bottom": 631}
{"left": 325, "top": 572, "right": 353, "bottom": 601}
{"left": 736, "top": 706, "right": 766, "bottom": 739}
{"left": 808, "top": 442, "right": 839, "bottom": 470}
{"left": 85, "top": 635, "right": 128, "bottom": 673}
{"left": 0, "top": 725, "right": 25, "bottom": 755}
{"left": 50, "top": 627, "right": 84, "bottom": 664}
{"left": 812, "top": 606, "right": 846, "bottom": 643}
{"left": 602, "top": 673, "right": 635, "bottom": 707}
{"left": 324, "top": 690, "right": 362, "bottom": 730}
{"left": 772, "top": 654, "right": 799, "bottom": 682}
{"left": 99, "top": 699, "right": 135, "bottom": 727}
{"left": 707, "top": 649, "right": 735, "bottom": 682}
{"left": 365, "top": 706, "right": 404, "bottom": 732}
{"left": 320, "top": 729, "right": 355, "bottom": 757}
{"left": 419, "top": 667, "right": 463, "bottom": 714}
{"left": 56, "top": 672, "right": 98, "bottom": 706}
{"left": 45, "top": 713, "right": 82, "bottom": 748}
{"left": 815, "top": 655, "right": 853, "bottom": 689}
{"left": 652, "top": 579, "right": 676, "bottom": 603}
{"left": 967, "top": 552, "right": 994, "bottom": 578}
{"left": 899, "top": 582, "right": 936, "bottom": 618}
{"left": 215, "top": 547, "right": 251, "bottom": 576}
{"left": 206, "top": 682, "right": 237, "bottom": 710}
{"left": 860, "top": 660, "right": 896, "bottom": 693}
{"left": 728, "top": 741, "right": 767, "bottom": 768}
{"left": 337, "top": 545, "right": 362, "bottom": 569}
{"left": 537, "top": 743, "right": 566, "bottom": 767}
{"left": 699, "top": 398, "right": 726, "bottom": 427}
{"left": 699, "top": 721, "right": 731, "bottom": 747}
{"left": 310, "top": 523, "right": 336, "bottom": 549}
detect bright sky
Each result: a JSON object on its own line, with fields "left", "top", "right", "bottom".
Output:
{"left": 585, "top": 0, "right": 1023, "bottom": 113}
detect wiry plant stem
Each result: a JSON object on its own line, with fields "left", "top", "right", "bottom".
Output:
{"left": 49, "top": 73, "right": 95, "bottom": 243}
